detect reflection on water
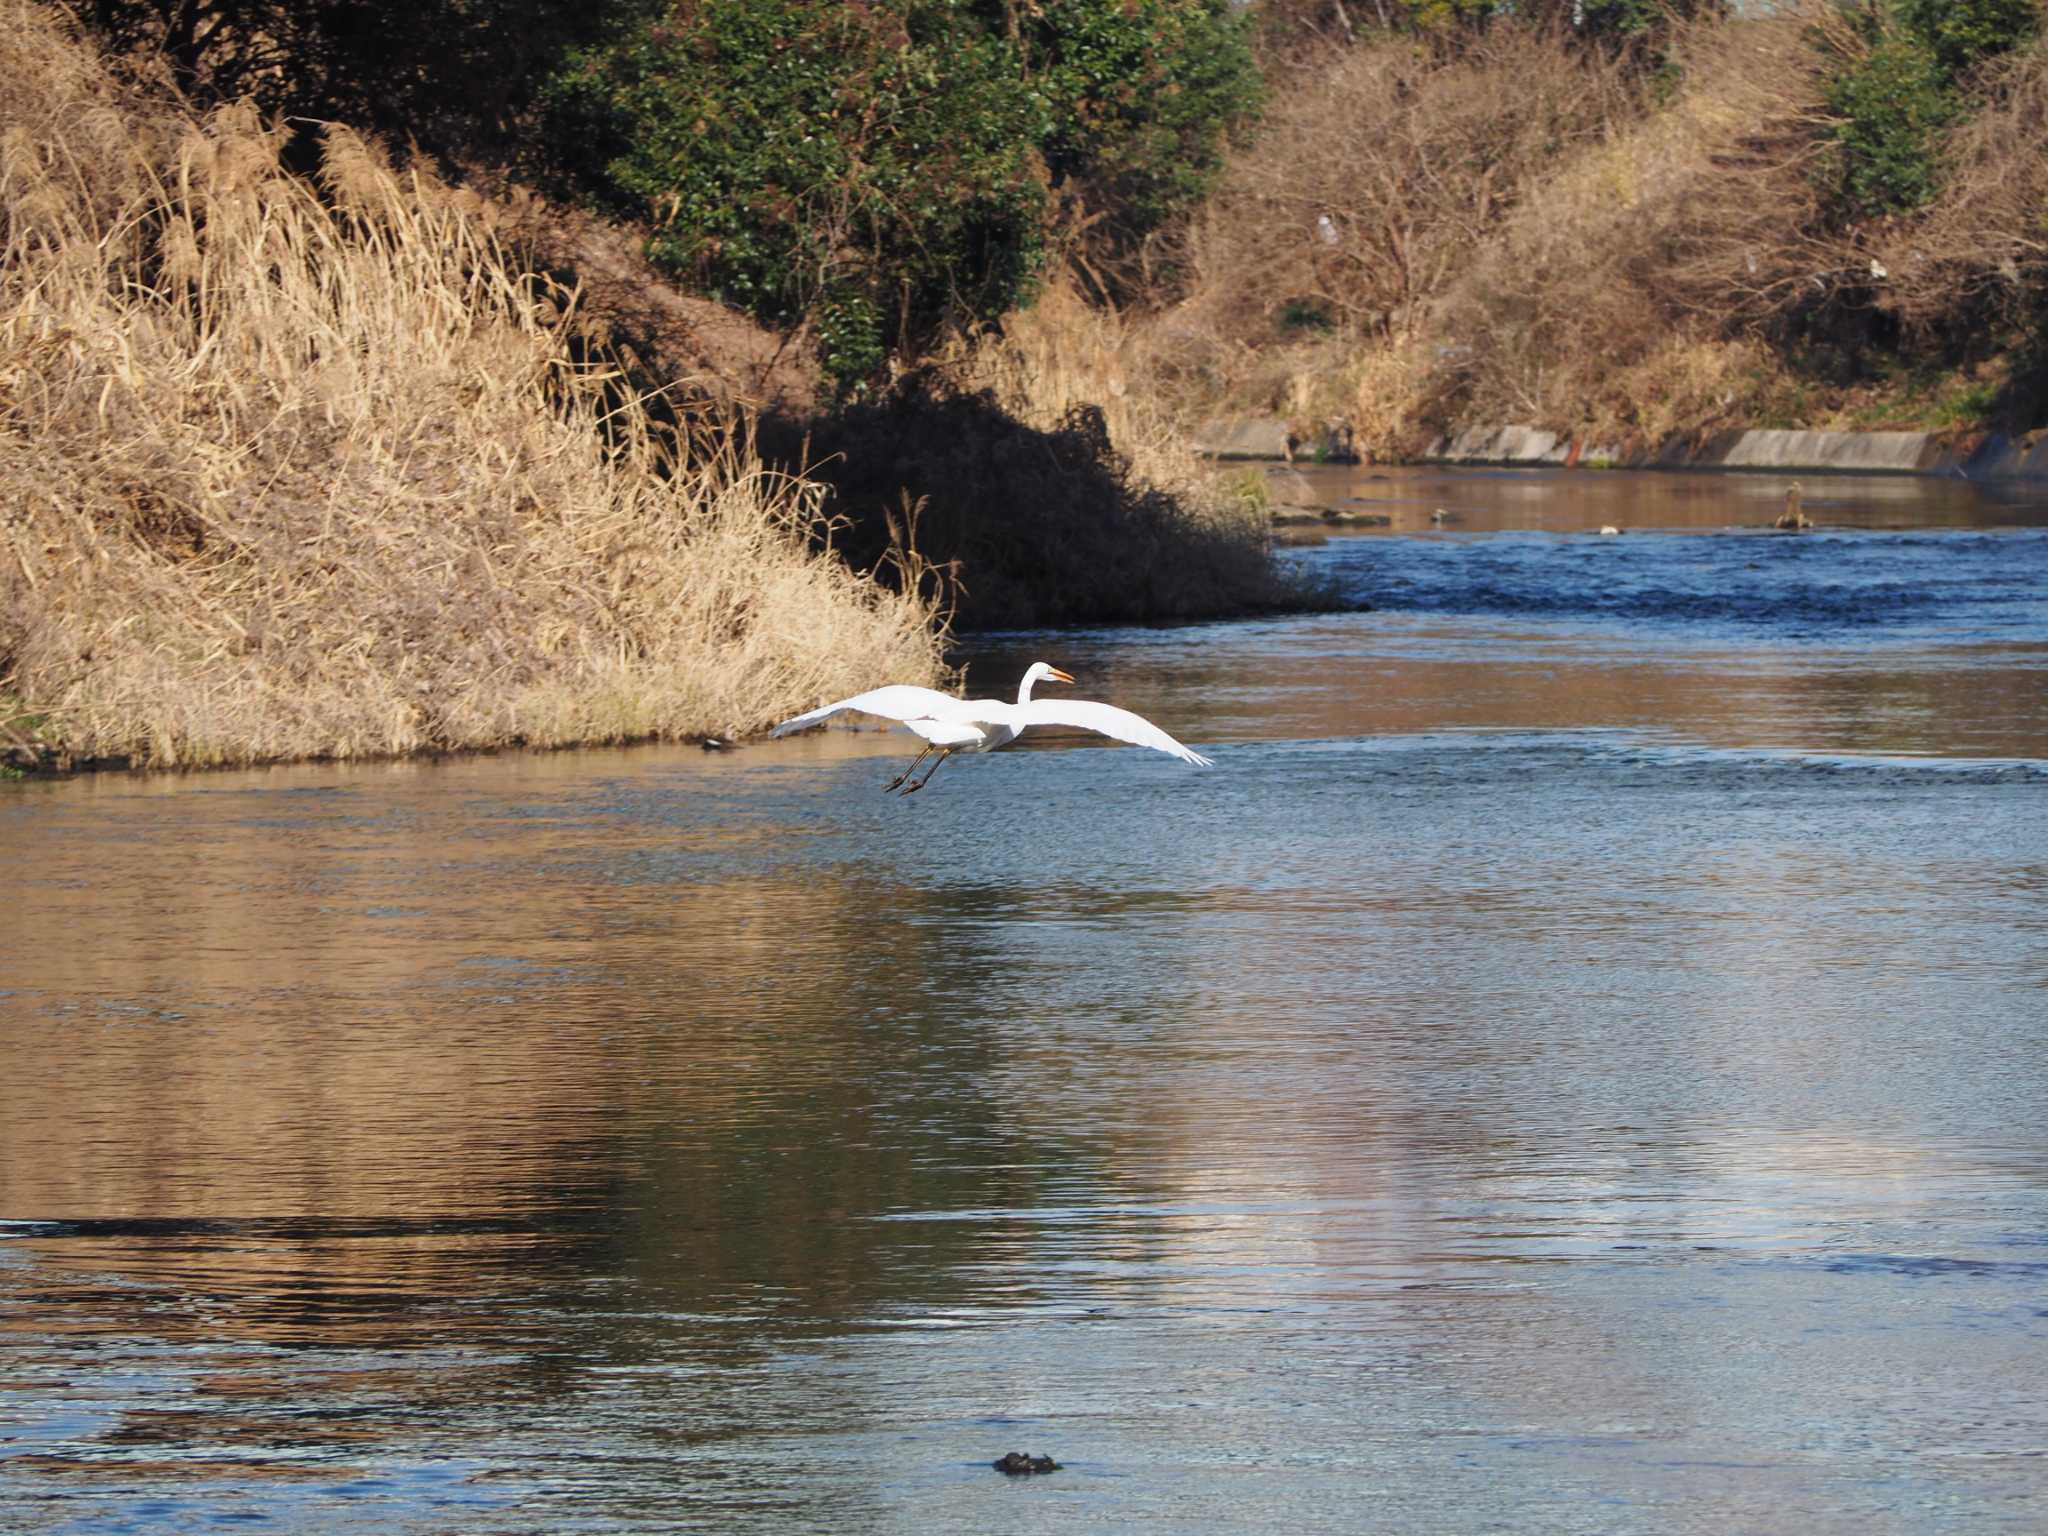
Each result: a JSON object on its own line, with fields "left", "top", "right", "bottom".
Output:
{"left": 1281, "top": 460, "right": 2048, "bottom": 535}
{"left": 4, "top": 470, "right": 2047, "bottom": 1533}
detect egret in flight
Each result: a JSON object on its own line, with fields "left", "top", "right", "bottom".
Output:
{"left": 771, "top": 662, "right": 1214, "bottom": 794}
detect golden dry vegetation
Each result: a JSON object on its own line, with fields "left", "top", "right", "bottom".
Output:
{"left": 0, "top": 0, "right": 945, "bottom": 771}
{"left": 752, "top": 272, "right": 1306, "bottom": 632}
{"left": 938, "top": 276, "right": 1300, "bottom": 622}
{"left": 1154, "top": 3, "right": 2048, "bottom": 458}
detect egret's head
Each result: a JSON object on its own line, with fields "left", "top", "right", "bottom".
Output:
{"left": 1029, "top": 663, "right": 1076, "bottom": 687}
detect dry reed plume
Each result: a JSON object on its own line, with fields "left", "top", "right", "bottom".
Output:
{"left": 0, "top": 0, "right": 943, "bottom": 770}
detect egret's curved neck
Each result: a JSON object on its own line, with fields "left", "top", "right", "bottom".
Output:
{"left": 1015, "top": 669, "right": 1043, "bottom": 706}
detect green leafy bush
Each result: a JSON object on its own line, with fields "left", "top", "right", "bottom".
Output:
{"left": 1025, "top": 0, "right": 1262, "bottom": 280}
{"left": 545, "top": 0, "right": 1257, "bottom": 386}
{"left": 1819, "top": 1, "right": 2041, "bottom": 225}
{"left": 545, "top": 0, "right": 1048, "bottom": 389}
{"left": 1825, "top": 30, "right": 1955, "bottom": 220}
{"left": 1896, "top": 0, "right": 2041, "bottom": 81}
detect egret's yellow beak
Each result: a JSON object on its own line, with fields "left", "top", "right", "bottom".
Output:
{"left": 1048, "top": 667, "right": 1076, "bottom": 684}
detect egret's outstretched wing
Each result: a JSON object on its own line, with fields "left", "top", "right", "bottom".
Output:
{"left": 1011, "top": 699, "right": 1213, "bottom": 767}
{"left": 771, "top": 684, "right": 963, "bottom": 736}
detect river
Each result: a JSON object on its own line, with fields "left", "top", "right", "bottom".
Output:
{"left": 4, "top": 467, "right": 2046, "bottom": 1533}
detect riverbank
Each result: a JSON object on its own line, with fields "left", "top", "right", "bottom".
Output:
{"left": 0, "top": 2, "right": 946, "bottom": 774}
{"left": 1, "top": 2, "right": 1295, "bottom": 777}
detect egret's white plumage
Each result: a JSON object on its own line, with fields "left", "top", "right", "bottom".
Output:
{"left": 771, "top": 662, "right": 1213, "bottom": 793}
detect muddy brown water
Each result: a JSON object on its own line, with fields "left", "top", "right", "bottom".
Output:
{"left": 4, "top": 468, "right": 2047, "bottom": 1532}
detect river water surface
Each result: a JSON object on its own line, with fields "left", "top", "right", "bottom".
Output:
{"left": 4, "top": 467, "right": 2047, "bottom": 1533}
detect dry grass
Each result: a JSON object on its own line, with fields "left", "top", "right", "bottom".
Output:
{"left": 1414, "top": 8, "right": 1844, "bottom": 445}
{"left": 0, "top": 0, "right": 943, "bottom": 769}
{"left": 776, "top": 274, "right": 1308, "bottom": 631}
{"left": 958, "top": 279, "right": 1309, "bottom": 620}
{"left": 1139, "top": 6, "right": 1979, "bottom": 455}
{"left": 1874, "top": 34, "right": 2048, "bottom": 338}
{"left": 954, "top": 278, "right": 1269, "bottom": 545}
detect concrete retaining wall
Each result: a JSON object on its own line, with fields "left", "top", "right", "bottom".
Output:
{"left": 1192, "top": 413, "right": 2048, "bottom": 479}
{"left": 1431, "top": 423, "right": 2048, "bottom": 479}
{"left": 1192, "top": 419, "right": 1294, "bottom": 460}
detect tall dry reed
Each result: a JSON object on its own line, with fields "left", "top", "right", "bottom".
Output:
{"left": 0, "top": 0, "right": 943, "bottom": 769}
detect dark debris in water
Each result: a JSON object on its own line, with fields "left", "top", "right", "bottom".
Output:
{"left": 993, "top": 1451, "right": 1061, "bottom": 1475}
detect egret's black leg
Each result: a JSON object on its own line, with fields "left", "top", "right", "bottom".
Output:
{"left": 901, "top": 749, "right": 953, "bottom": 795}
{"left": 885, "top": 745, "right": 932, "bottom": 792}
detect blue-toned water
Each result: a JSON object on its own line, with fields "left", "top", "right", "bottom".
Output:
{"left": 1326, "top": 527, "right": 2048, "bottom": 640}
{"left": 3, "top": 468, "right": 2046, "bottom": 1533}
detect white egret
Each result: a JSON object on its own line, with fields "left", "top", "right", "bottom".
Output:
{"left": 771, "top": 662, "right": 1214, "bottom": 794}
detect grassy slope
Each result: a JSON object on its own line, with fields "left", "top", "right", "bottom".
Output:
{"left": 0, "top": 1, "right": 945, "bottom": 771}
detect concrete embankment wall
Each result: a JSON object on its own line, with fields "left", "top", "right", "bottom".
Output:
{"left": 1194, "top": 417, "right": 2048, "bottom": 479}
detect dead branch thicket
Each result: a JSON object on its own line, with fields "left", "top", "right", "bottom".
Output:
{"left": 1191, "top": 25, "right": 1640, "bottom": 345}
{"left": 1873, "top": 35, "right": 2048, "bottom": 338}
{"left": 0, "top": 0, "right": 942, "bottom": 769}
{"left": 1156, "top": 24, "right": 1640, "bottom": 453}
{"left": 1151, "top": 5, "right": 2023, "bottom": 452}
{"left": 1426, "top": 8, "right": 1847, "bottom": 442}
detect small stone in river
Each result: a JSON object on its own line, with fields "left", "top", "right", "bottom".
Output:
{"left": 993, "top": 1451, "right": 1061, "bottom": 1475}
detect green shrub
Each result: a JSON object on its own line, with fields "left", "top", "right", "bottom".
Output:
{"left": 1278, "top": 297, "right": 1337, "bottom": 334}
{"left": 1026, "top": 0, "right": 1262, "bottom": 282}
{"left": 545, "top": 0, "right": 1049, "bottom": 390}
{"left": 544, "top": 0, "right": 1257, "bottom": 385}
{"left": 1824, "top": 31, "right": 1955, "bottom": 220}
{"left": 1820, "top": 1, "right": 2042, "bottom": 225}
{"left": 1896, "top": 0, "right": 2040, "bottom": 81}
